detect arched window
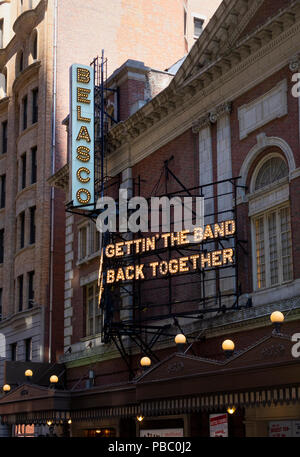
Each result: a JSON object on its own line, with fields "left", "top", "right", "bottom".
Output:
{"left": 251, "top": 153, "right": 292, "bottom": 290}
{"left": 254, "top": 156, "right": 288, "bottom": 191}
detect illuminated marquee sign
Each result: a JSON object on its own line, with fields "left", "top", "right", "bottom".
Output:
{"left": 104, "top": 220, "right": 236, "bottom": 283}
{"left": 70, "top": 64, "right": 94, "bottom": 206}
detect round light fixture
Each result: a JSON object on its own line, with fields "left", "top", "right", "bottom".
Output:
{"left": 25, "top": 369, "right": 33, "bottom": 377}
{"left": 2, "top": 384, "right": 11, "bottom": 393}
{"left": 68, "top": 419, "right": 72, "bottom": 425}
{"left": 137, "top": 415, "right": 144, "bottom": 422}
{"left": 175, "top": 334, "right": 186, "bottom": 345}
{"left": 49, "top": 375, "right": 59, "bottom": 384}
{"left": 47, "top": 420, "right": 52, "bottom": 426}
{"left": 222, "top": 339, "right": 235, "bottom": 352}
{"left": 270, "top": 311, "right": 284, "bottom": 324}
{"left": 140, "top": 356, "right": 151, "bottom": 368}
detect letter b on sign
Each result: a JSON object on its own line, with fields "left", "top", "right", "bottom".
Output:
{"left": 77, "top": 67, "right": 90, "bottom": 84}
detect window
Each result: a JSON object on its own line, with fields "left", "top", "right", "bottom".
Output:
{"left": 31, "top": 146, "right": 37, "bottom": 183}
{"left": 86, "top": 282, "right": 101, "bottom": 336}
{"left": 18, "top": 274, "right": 23, "bottom": 311}
{"left": 79, "top": 225, "right": 87, "bottom": 259}
{"left": 255, "top": 156, "right": 289, "bottom": 191}
{"left": 2, "top": 120, "right": 7, "bottom": 154}
{"left": 14, "top": 425, "right": 35, "bottom": 438}
{"left": 28, "top": 271, "right": 34, "bottom": 308}
{"left": 0, "top": 19, "right": 3, "bottom": 49}
{"left": 32, "top": 88, "right": 38, "bottom": 124}
{"left": 11, "top": 342, "right": 17, "bottom": 361}
{"left": 29, "top": 206, "right": 35, "bottom": 244}
{"left": 0, "top": 288, "right": 2, "bottom": 320}
{"left": 22, "top": 94, "right": 27, "bottom": 130}
{"left": 253, "top": 205, "right": 292, "bottom": 290}
{"left": 19, "top": 51, "right": 24, "bottom": 73}
{"left": 32, "top": 32, "right": 37, "bottom": 60}
{"left": 20, "top": 211, "right": 25, "bottom": 248}
{"left": 0, "top": 228, "right": 4, "bottom": 263}
{"left": 89, "top": 222, "right": 100, "bottom": 254}
{"left": 21, "top": 153, "right": 26, "bottom": 189}
{"left": 194, "top": 17, "right": 204, "bottom": 38}
{"left": 0, "top": 174, "right": 5, "bottom": 208}
{"left": 25, "top": 337, "right": 32, "bottom": 361}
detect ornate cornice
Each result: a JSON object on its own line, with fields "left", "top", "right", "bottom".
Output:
{"left": 108, "top": 0, "right": 300, "bottom": 154}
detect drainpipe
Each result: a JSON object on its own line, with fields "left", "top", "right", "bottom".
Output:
{"left": 49, "top": 0, "right": 58, "bottom": 362}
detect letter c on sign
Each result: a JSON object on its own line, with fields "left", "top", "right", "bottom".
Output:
{"left": 77, "top": 167, "right": 90, "bottom": 183}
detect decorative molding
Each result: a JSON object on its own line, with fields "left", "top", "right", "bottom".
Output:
{"left": 192, "top": 102, "right": 232, "bottom": 133}
{"left": 238, "top": 134, "right": 296, "bottom": 197}
{"left": 192, "top": 114, "right": 210, "bottom": 133}
{"left": 107, "top": 2, "right": 300, "bottom": 164}
{"left": 248, "top": 182, "right": 289, "bottom": 217}
{"left": 238, "top": 79, "right": 288, "bottom": 140}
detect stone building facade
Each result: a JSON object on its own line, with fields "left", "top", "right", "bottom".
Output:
{"left": 47, "top": 0, "right": 300, "bottom": 437}
{"left": 0, "top": 0, "right": 219, "bottom": 437}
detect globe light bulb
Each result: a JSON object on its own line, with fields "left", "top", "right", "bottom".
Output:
{"left": 270, "top": 311, "right": 284, "bottom": 324}
{"left": 175, "top": 334, "right": 186, "bottom": 345}
{"left": 50, "top": 375, "right": 58, "bottom": 384}
{"left": 140, "top": 357, "right": 151, "bottom": 367}
{"left": 222, "top": 339, "right": 235, "bottom": 352}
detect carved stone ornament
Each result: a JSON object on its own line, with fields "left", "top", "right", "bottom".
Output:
{"left": 167, "top": 361, "right": 185, "bottom": 374}
{"left": 260, "top": 344, "right": 286, "bottom": 359}
{"left": 192, "top": 102, "right": 232, "bottom": 132}
{"left": 289, "top": 54, "right": 300, "bottom": 72}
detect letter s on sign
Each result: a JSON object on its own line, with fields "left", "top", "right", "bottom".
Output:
{"left": 291, "top": 333, "right": 300, "bottom": 358}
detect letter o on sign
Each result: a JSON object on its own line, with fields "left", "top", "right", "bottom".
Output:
{"left": 76, "top": 188, "right": 91, "bottom": 204}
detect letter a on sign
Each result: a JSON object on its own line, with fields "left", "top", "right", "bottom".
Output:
{"left": 70, "top": 64, "right": 94, "bottom": 206}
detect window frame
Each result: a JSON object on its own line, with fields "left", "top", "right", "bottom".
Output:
{"left": 28, "top": 270, "right": 34, "bottom": 308}
{"left": 22, "top": 94, "right": 28, "bottom": 130}
{"left": 21, "top": 152, "right": 26, "bottom": 189}
{"left": 193, "top": 16, "right": 204, "bottom": 39}
{"left": 20, "top": 210, "right": 25, "bottom": 249}
{"left": 0, "top": 173, "right": 5, "bottom": 208}
{"left": 2, "top": 120, "right": 7, "bottom": 154}
{"left": 0, "top": 227, "right": 4, "bottom": 263}
{"left": 251, "top": 152, "right": 289, "bottom": 193}
{"left": 25, "top": 337, "right": 32, "bottom": 361}
{"left": 31, "top": 146, "right": 37, "bottom": 184}
{"left": 85, "top": 281, "right": 102, "bottom": 337}
{"left": 18, "top": 274, "right": 23, "bottom": 312}
{"left": 251, "top": 203, "right": 293, "bottom": 291}
{"left": 29, "top": 206, "right": 36, "bottom": 245}
{"left": 32, "top": 87, "right": 38, "bottom": 124}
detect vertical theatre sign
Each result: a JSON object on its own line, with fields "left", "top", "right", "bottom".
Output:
{"left": 70, "top": 64, "right": 94, "bottom": 206}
